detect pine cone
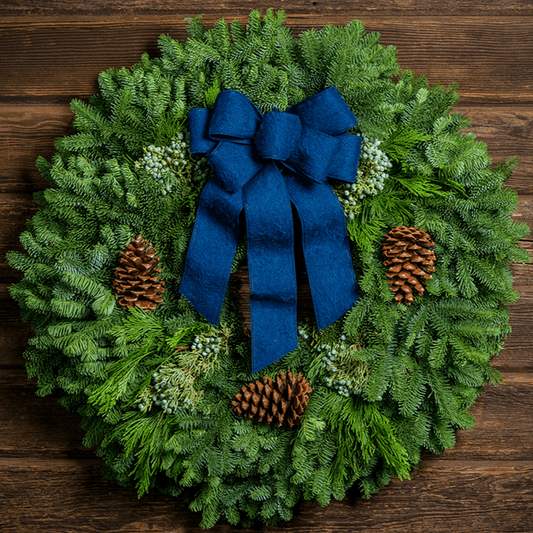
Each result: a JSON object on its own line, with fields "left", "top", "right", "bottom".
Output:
{"left": 232, "top": 371, "right": 312, "bottom": 428}
{"left": 383, "top": 226, "right": 436, "bottom": 305}
{"left": 112, "top": 235, "right": 166, "bottom": 311}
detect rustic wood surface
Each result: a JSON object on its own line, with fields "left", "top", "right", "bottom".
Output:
{"left": 1, "top": 1, "right": 532, "bottom": 531}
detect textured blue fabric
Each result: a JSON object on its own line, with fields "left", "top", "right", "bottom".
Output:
{"left": 180, "top": 86, "right": 362, "bottom": 374}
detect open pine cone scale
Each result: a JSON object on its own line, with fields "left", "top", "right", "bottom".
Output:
{"left": 383, "top": 226, "right": 436, "bottom": 305}
{"left": 233, "top": 371, "right": 312, "bottom": 428}
{"left": 112, "top": 234, "right": 166, "bottom": 310}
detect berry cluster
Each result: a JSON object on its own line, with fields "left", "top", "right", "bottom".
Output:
{"left": 138, "top": 364, "right": 200, "bottom": 415}
{"left": 136, "top": 325, "right": 230, "bottom": 415}
{"left": 191, "top": 335, "right": 223, "bottom": 357}
{"left": 318, "top": 337, "right": 370, "bottom": 397}
{"left": 335, "top": 135, "right": 393, "bottom": 218}
{"left": 134, "top": 131, "right": 212, "bottom": 195}
{"left": 181, "top": 324, "right": 230, "bottom": 375}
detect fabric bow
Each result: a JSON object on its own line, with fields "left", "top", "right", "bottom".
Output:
{"left": 179, "top": 86, "right": 362, "bottom": 373}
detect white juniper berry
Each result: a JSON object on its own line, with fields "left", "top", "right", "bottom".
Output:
{"left": 318, "top": 338, "right": 370, "bottom": 397}
{"left": 134, "top": 130, "right": 212, "bottom": 195}
{"left": 335, "top": 134, "right": 393, "bottom": 219}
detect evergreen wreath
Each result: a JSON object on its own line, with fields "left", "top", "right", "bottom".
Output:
{"left": 7, "top": 10, "right": 530, "bottom": 529}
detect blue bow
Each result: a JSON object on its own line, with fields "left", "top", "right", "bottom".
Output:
{"left": 179, "top": 86, "right": 361, "bottom": 374}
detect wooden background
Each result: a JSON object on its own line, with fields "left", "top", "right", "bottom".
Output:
{"left": 1, "top": 1, "right": 533, "bottom": 531}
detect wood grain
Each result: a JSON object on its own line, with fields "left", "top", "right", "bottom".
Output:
{"left": 3, "top": 324, "right": 532, "bottom": 372}
{"left": 0, "top": 194, "right": 39, "bottom": 282}
{"left": 1, "top": 18, "right": 533, "bottom": 105}
{"left": 1, "top": 282, "right": 532, "bottom": 371}
{"left": 455, "top": 107, "right": 533, "bottom": 196}
{"left": 0, "top": 105, "right": 74, "bottom": 192}
{"left": 3, "top": 0, "right": 533, "bottom": 17}
{"left": 0, "top": 369, "right": 88, "bottom": 457}
{"left": 0, "top": 456, "right": 531, "bottom": 532}
{"left": 1, "top": 196, "right": 530, "bottom": 283}
{"left": 511, "top": 199, "right": 533, "bottom": 241}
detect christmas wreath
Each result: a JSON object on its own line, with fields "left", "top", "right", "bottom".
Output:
{"left": 8, "top": 10, "right": 530, "bottom": 529}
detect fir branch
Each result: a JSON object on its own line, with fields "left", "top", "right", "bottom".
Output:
{"left": 380, "top": 123, "right": 431, "bottom": 162}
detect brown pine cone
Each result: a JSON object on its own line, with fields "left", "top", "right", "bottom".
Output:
{"left": 112, "top": 234, "right": 166, "bottom": 311}
{"left": 232, "top": 371, "right": 312, "bottom": 428}
{"left": 383, "top": 226, "right": 436, "bottom": 305}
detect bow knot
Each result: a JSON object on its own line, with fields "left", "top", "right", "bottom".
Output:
{"left": 181, "top": 86, "right": 362, "bottom": 373}
{"left": 253, "top": 110, "right": 301, "bottom": 162}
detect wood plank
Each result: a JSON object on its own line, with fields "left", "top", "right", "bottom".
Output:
{"left": 0, "top": 456, "right": 531, "bottom": 532}
{"left": 0, "top": 369, "right": 88, "bottom": 458}
{"left": 0, "top": 194, "right": 39, "bottom": 282}
{"left": 0, "top": 284, "right": 23, "bottom": 325}
{"left": 511, "top": 242, "right": 533, "bottom": 288}
{"left": 2, "top": 104, "right": 531, "bottom": 193}
{"left": 0, "top": 18, "right": 532, "bottom": 105}
{"left": 2, "top": 0, "right": 533, "bottom": 17}
{"left": 1, "top": 5, "right": 531, "bottom": 532}
{"left": 0, "top": 283, "right": 37, "bottom": 366}
{"left": 511, "top": 200, "right": 533, "bottom": 242}
{"left": 0, "top": 324, "right": 32, "bottom": 367}
{"left": 1, "top": 367, "right": 532, "bottom": 459}
{"left": 506, "top": 291, "right": 533, "bottom": 355}
{"left": 1, "top": 104, "right": 531, "bottom": 193}
{"left": 0, "top": 105, "right": 73, "bottom": 193}
{"left": 446, "top": 374, "right": 533, "bottom": 460}
{"left": 3, "top": 319, "right": 532, "bottom": 372}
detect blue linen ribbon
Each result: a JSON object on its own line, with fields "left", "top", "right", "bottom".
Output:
{"left": 179, "top": 86, "right": 362, "bottom": 374}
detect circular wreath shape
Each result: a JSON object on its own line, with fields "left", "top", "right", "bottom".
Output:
{"left": 8, "top": 10, "right": 530, "bottom": 529}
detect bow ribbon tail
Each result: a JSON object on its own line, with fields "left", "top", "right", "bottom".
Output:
{"left": 244, "top": 164, "right": 298, "bottom": 374}
{"left": 284, "top": 171, "right": 359, "bottom": 329}
{"left": 179, "top": 178, "right": 244, "bottom": 325}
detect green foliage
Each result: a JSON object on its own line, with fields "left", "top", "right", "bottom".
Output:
{"left": 318, "top": 341, "right": 371, "bottom": 397}
{"left": 137, "top": 362, "right": 206, "bottom": 414}
{"left": 323, "top": 395, "right": 411, "bottom": 483}
{"left": 380, "top": 123, "right": 431, "bottom": 162}
{"left": 7, "top": 9, "right": 530, "bottom": 530}
{"left": 88, "top": 307, "right": 170, "bottom": 414}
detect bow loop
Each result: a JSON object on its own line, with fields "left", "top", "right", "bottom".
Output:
{"left": 209, "top": 90, "right": 261, "bottom": 144}
{"left": 287, "top": 85, "right": 358, "bottom": 135}
{"left": 328, "top": 134, "right": 362, "bottom": 183}
{"left": 188, "top": 108, "right": 217, "bottom": 157}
